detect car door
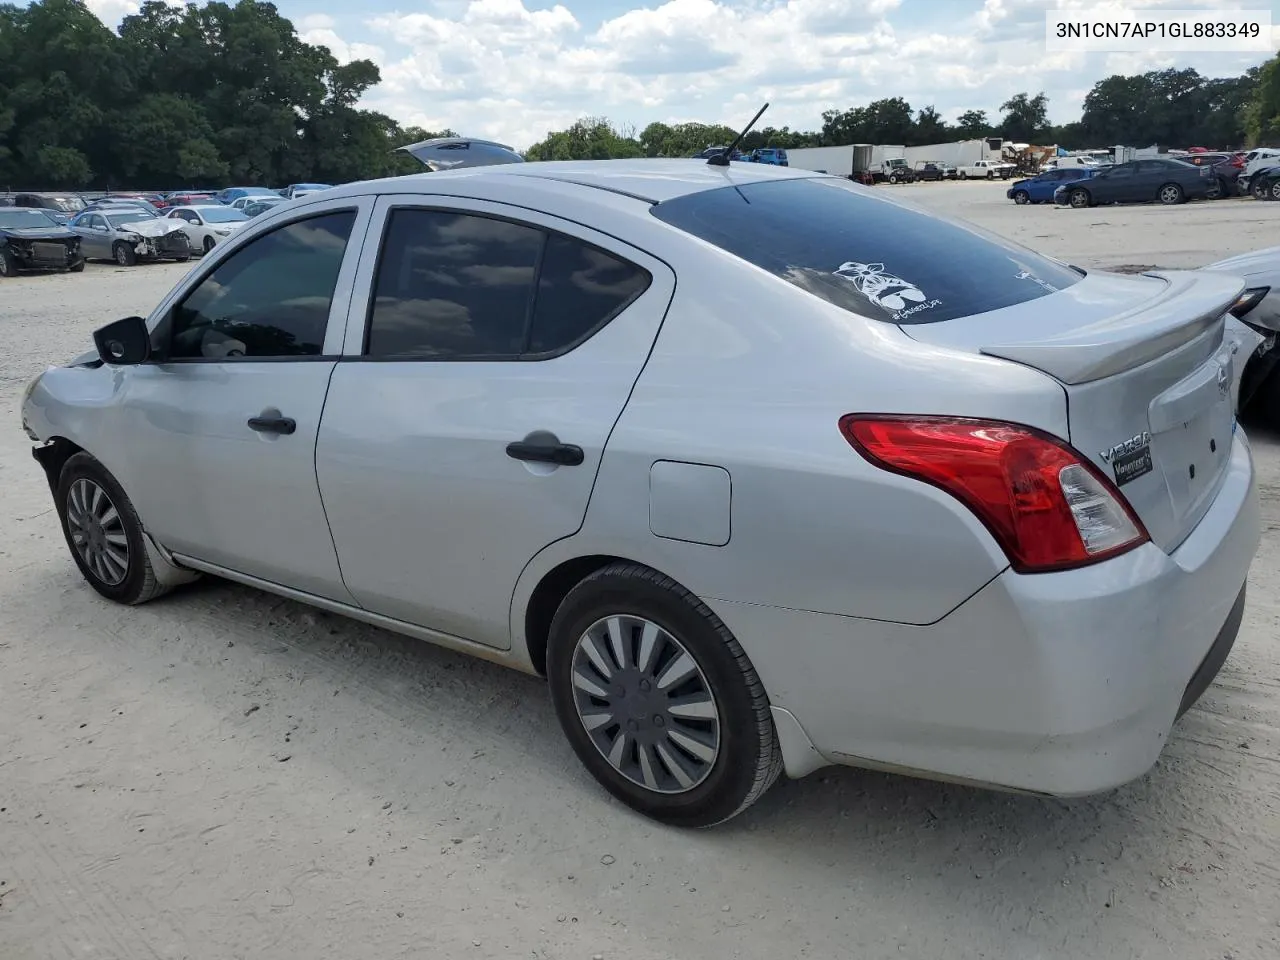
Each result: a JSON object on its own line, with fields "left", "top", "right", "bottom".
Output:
{"left": 77, "top": 214, "right": 108, "bottom": 257}
{"left": 105, "top": 197, "right": 375, "bottom": 600}
{"left": 1093, "top": 162, "right": 1135, "bottom": 201}
{"left": 315, "top": 195, "right": 676, "bottom": 648}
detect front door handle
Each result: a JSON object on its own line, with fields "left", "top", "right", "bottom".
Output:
{"left": 505, "top": 440, "right": 584, "bottom": 466}
{"left": 247, "top": 416, "right": 297, "bottom": 435}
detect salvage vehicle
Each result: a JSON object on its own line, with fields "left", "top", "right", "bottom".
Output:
{"left": 1248, "top": 163, "right": 1280, "bottom": 201}
{"left": 1007, "top": 167, "right": 1096, "bottom": 204}
{"left": 0, "top": 207, "right": 86, "bottom": 276}
{"left": 1054, "top": 157, "right": 1216, "bottom": 208}
{"left": 164, "top": 204, "right": 249, "bottom": 253}
{"left": 1203, "top": 247, "right": 1280, "bottom": 424}
{"left": 67, "top": 208, "right": 191, "bottom": 265}
{"left": 21, "top": 157, "right": 1261, "bottom": 827}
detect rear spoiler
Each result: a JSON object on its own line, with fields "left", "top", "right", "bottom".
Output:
{"left": 395, "top": 136, "right": 525, "bottom": 172}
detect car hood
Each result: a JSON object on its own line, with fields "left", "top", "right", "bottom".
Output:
{"left": 119, "top": 218, "right": 187, "bottom": 238}
{"left": 2, "top": 225, "right": 77, "bottom": 240}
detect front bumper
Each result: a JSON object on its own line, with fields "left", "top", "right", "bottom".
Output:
{"left": 706, "top": 431, "right": 1260, "bottom": 795}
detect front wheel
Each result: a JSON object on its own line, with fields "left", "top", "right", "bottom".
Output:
{"left": 1270, "top": 180, "right": 1280, "bottom": 202}
{"left": 1158, "top": 182, "right": 1184, "bottom": 205}
{"left": 68, "top": 259, "right": 86, "bottom": 273}
{"left": 202, "top": 236, "right": 216, "bottom": 254}
{"left": 986, "top": 170, "right": 994, "bottom": 180}
{"left": 959, "top": 170, "right": 968, "bottom": 180}
{"left": 113, "top": 242, "right": 137, "bottom": 266}
{"left": 1069, "top": 188, "right": 1091, "bottom": 208}
{"left": 0, "top": 249, "right": 19, "bottom": 277}
{"left": 55, "top": 453, "right": 171, "bottom": 606}
{"left": 547, "top": 563, "right": 783, "bottom": 828}
{"left": 1013, "top": 189, "right": 1030, "bottom": 205}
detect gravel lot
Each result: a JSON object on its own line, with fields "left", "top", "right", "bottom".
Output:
{"left": 2, "top": 181, "right": 1278, "bottom": 960}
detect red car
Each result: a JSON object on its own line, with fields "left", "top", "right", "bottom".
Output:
{"left": 155, "top": 192, "right": 215, "bottom": 210}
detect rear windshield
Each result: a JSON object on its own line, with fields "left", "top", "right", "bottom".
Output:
{"left": 650, "top": 177, "right": 1082, "bottom": 324}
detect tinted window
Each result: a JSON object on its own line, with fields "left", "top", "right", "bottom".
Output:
{"left": 528, "top": 234, "right": 650, "bottom": 354}
{"left": 166, "top": 211, "right": 355, "bottom": 360}
{"left": 650, "top": 178, "right": 1081, "bottom": 325}
{"left": 1108, "top": 164, "right": 1135, "bottom": 178}
{"left": 367, "top": 209, "right": 543, "bottom": 359}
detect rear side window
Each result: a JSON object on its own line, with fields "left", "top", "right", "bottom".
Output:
{"left": 366, "top": 209, "right": 651, "bottom": 359}
{"left": 650, "top": 178, "right": 1081, "bottom": 324}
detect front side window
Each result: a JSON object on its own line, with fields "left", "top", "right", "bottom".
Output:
{"left": 201, "top": 207, "right": 249, "bottom": 224}
{"left": 365, "top": 209, "right": 651, "bottom": 360}
{"left": 164, "top": 211, "right": 356, "bottom": 360}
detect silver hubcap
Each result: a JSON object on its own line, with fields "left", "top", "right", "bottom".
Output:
{"left": 1071, "top": 193, "right": 1086, "bottom": 207}
{"left": 1162, "top": 187, "right": 1178, "bottom": 202}
{"left": 570, "top": 615, "right": 721, "bottom": 795}
{"left": 66, "top": 479, "right": 129, "bottom": 586}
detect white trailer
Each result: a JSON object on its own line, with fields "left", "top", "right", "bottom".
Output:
{"left": 903, "top": 138, "right": 1004, "bottom": 169}
{"left": 786, "top": 145, "right": 857, "bottom": 176}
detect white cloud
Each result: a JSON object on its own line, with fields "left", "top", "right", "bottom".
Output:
{"left": 81, "top": 0, "right": 1277, "bottom": 151}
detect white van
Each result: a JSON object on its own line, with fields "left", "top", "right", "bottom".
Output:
{"left": 1040, "top": 156, "right": 1100, "bottom": 173}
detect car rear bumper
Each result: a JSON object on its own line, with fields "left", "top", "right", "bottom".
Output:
{"left": 705, "top": 431, "right": 1260, "bottom": 794}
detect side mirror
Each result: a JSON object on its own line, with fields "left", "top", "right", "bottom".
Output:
{"left": 94, "top": 315, "right": 151, "bottom": 365}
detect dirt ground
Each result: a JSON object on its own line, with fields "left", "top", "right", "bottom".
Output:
{"left": 2, "top": 183, "right": 1278, "bottom": 960}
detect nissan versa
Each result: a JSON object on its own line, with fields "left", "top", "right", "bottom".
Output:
{"left": 21, "top": 158, "right": 1262, "bottom": 827}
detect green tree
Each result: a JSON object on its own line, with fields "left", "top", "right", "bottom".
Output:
{"left": 954, "top": 109, "right": 990, "bottom": 138}
{"left": 1244, "top": 54, "right": 1280, "bottom": 146}
{"left": 912, "top": 105, "right": 949, "bottom": 145}
{"left": 998, "top": 92, "right": 1050, "bottom": 142}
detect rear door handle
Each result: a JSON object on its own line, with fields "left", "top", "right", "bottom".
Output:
{"left": 247, "top": 416, "right": 297, "bottom": 435}
{"left": 505, "top": 440, "right": 584, "bottom": 466}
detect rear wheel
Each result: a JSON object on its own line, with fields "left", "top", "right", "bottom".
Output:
{"left": 1158, "top": 182, "right": 1184, "bottom": 205}
{"left": 959, "top": 170, "right": 968, "bottom": 180}
{"left": 55, "top": 452, "right": 170, "bottom": 606}
{"left": 1206, "top": 178, "right": 1223, "bottom": 200}
{"left": 547, "top": 563, "right": 782, "bottom": 828}
{"left": 1013, "top": 189, "right": 1030, "bottom": 205}
{"left": 1069, "top": 188, "right": 1091, "bottom": 208}
{"left": 113, "top": 241, "right": 137, "bottom": 266}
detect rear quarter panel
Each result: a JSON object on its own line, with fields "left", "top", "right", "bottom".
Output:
{"left": 521, "top": 234, "right": 1072, "bottom": 627}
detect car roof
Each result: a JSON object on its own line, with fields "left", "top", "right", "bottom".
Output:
{"left": 322, "top": 158, "right": 821, "bottom": 205}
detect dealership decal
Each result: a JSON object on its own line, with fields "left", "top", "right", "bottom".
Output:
{"left": 834, "top": 261, "right": 939, "bottom": 317}
{"left": 1015, "top": 270, "right": 1059, "bottom": 293}
{"left": 1100, "top": 431, "right": 1153, "bottom": 487}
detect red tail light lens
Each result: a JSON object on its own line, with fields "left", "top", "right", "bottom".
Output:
{"left": 839, "top": 415, "right": 1150, "bottom": 574}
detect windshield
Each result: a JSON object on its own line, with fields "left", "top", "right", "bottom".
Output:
{"left": 107, "top": 212, "right": 158, "bottom": 228}
{"left": 650, "top": 177, "right": 1082, "bottom": 325}
{"left": 201, "top": 207, "right": 249, "bottom": 223}
{"left": 0, "top": 209, "right": 60, "bottom": 228}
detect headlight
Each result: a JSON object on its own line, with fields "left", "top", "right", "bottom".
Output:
{"left": 1230, "top": 287, "right": 1271, "bottom": 320}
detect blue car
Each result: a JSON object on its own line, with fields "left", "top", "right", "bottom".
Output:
{"left": 213, "top": 186, "right": 280, "bottom": 205}
{"left": 1007, "top": 168, "right": 1096, "bottom": 205}
{"left": 746, "top": 147, "right": 789, "bottom": 166}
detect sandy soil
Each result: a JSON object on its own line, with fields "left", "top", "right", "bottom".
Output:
{"left": 2, "top": 186, "right": 1278, "bottom": 960}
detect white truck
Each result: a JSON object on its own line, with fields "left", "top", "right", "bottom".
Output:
{"left": 957, "top": 158, "right": 1015, "bottom": 180}
{"left": 786, "top": 144, "right": 912, "bottom": 182}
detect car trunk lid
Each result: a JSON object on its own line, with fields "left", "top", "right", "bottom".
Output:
{"left": 900, "top": 268, "right": 1246, "bottom": 553}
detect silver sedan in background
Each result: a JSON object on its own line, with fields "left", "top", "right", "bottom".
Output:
{"left": 67, "top": 207, "right": 191, "bottom": 265}
{"left": 21, "top": 159, "right": 1262, "bottom": 826}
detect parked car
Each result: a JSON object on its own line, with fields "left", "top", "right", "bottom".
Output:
{"left": 241, "top": 196, "right": 288, "bottom": 218}
{"left": 81, "top": 198, "right": 160, "bottom": 215}
{"left": 164, "top": 204, "right": 250, "bottom": 253}
{"left": 1247, "top": 163, "right": 1280, "bottom": 201}
{"left": 690, "top": 148, "right": 745, "bottom": 162}
{"left": 155, "top": 192, "right": 215, "bottom": 210}
{"left": 913, "top": 161, "right": 950, "bottom": 181}
{"left": 1054, "top": 157, "right": 1215, "bottom": 208}
{"left": 1008, "top": 167, "right": 1097, "bottom": 204}
{"left": 1039, "top": 157, "right": 1101, "bottom": 173}
{"left": 745, "top": 148, "right": 789, "bottom": 166}
{"left": 1242, "top": 148, "right": 1280, "bottom": 194}
{"left": 1202, "top": 246, "right": 1280, "bottom": 423}
{"left": 19, "top": 159, "right": 1262, "bottom": 827}
{"left": 0, "top": 207, "right": 86, "bottom": 276}
{"left": 0, "top": 191, "right": 87, "bottom": 224}
{"left": 214, "top": 186, "right": 280, "bottom": 205}
{"left": 958, "top": 159, "right": 1014, "bottom": 180}
{"left": 281, "top": 183, "right": 333, "bottom": 199}
{"left": 1174, "top": 151, "right": 1245, "bottom": 199}
{"left": 67, "top": 208, "right": 191, "bottom": 265}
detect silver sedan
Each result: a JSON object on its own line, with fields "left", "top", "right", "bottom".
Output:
{"left": 20, "top": 159, "right": 1262, "bottom": 826}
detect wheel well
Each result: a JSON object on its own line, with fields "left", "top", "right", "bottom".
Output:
{"left": 33, "top": 437, "right": 84, "bottom": 494}
{"left": 523, "top": 554, "right": 625, "bottom": 676}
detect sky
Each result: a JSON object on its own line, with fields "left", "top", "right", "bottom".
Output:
{"left": 82, "top": 0, "right": 1280, "bottom": 149}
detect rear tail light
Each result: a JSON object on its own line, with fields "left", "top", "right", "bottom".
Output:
{"left": 838, "top": 415, "right": 1150, "bottom": 574}
{"left": 1229, "top": 287, "right": 1269, "bottom": 319}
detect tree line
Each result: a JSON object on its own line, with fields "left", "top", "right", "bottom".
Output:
{"left": 0, "top": 0, "right": 448, "bottom": 191}
{"left": 527, "top": 58, "right": 1278, "bottom": 161}
{"left": 2, "top": 0, "right": 1277, "bottom": 188}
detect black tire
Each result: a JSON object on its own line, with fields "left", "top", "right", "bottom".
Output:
{"left": 1270, "top": 180, "right": 1280, "bottom": 202}
{"left": 1012, "top": 189, "right": 1030, "bottom": 205}
{"left": 0, "top": 248, "right": 19, "bottom": 277}
{"left": 202, "top": 236, "right": 216, "bottom": 254}
{"left": 959, "top": 170, "right": 967, "bottom": 180}
{"left": 1206, "top": 178, "right": 1223, "bottom": 200}
{"left": 547, "top": 562, "right": 783, "bottom": 828}
{"left": 68, "top": 258, "right": 86, "bottom": 273}
{"left": 1069, "top": 188, "right": 1091, "bottom": 208}
{"left": 1251, "top": 176, "right": 1268, "bottom": 200}
{"left": 113, "top": 241, "right": 137, "bottom": 266}
{"left": 55, "top": 452, "right": 170, "bottom": 606}
{"left": 1158, "top": 182, "right": 1184, "bottom": 205}
{"left": 986, "top": 170, "right": 993, "bottom": 180}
